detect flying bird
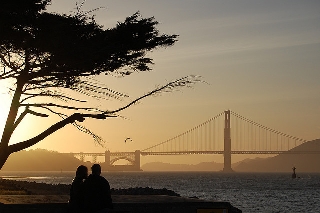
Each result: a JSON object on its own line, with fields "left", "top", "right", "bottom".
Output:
{"left": 125, "top": 138, "right": 132, "bottom": 143}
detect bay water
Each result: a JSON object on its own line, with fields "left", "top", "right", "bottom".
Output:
{"left": 0, "top": 171, "right": 319, "bottom": 213}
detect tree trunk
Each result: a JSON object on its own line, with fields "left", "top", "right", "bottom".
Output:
{"left": 0, "top": 150, "right": 10, "bottom": 170}
{"left": 0, "top": 78, "right": 24, "bottom": 169}
{"left": 0, "top": 79, "right": 24, "bottom": 146}
{"left": 0, "top": 112, "right": 90, "bottom": 169}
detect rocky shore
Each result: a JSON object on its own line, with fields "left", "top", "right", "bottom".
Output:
{"left": 0, "top": 178, "right": 242, "bottom": 212}
{"left": 0, "top": 178, "right": 180, "bottom": 196}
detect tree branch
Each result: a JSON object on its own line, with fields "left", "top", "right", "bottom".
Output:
{"left": 0, "top": 52, "right": 16, "bottom": 71}
{"left": 20, "top": 92, "right": 87, "bottom": 104}
{"left": 0, "top": 54, "right": 18, "bottom": 79}
{"left": 40, "top": 106, "right": 67, "bottom": 117}
{"left": 28, "top": 109, "right": 49, "bottom": 117}
{"left": 8, "top": 113, "right": 83, "bottom": 153}
{"left": 7, "top": 112, "right": 115, "bottom": 153}
{"left": 11, "top": 107, "right": 29, "bottom": 132}
{"left": 20, "top": 103, "right": 102, "bottom": 112}
{"left": 105, "top": 76, "right": 200, "bottom": 115}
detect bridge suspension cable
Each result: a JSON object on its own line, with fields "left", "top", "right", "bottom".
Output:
{"left": 141, "top": 110, "right": 308, "bottom": 155}
{"left": 230, "top": 110, "right": 307, "bottom": 152}
{"left": 141, "top": 111, "right": 225, "bottom": 153}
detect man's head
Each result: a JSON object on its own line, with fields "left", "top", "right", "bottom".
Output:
{"left": 91, "top": 164, "right": 101, "bottom": 175}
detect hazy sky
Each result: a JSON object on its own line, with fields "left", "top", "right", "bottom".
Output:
{"left": 1, "top": 0, "right": 320, "bottom": 165}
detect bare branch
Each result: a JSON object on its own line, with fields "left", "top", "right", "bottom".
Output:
{"left": 20, "top": 93, "right": 39, "bottom": 103}
{"left": 69, "top": 78, "right": 129, "bottom": 101}
{"left": 7, "top": 112, "right": 116, "bottom": 153}
{"left": 42, "top": 106, "right": 110, "bottom": 145}
{"left": 12, "top": 107, "right": 29, "bottom": 132}
{"left": 41, "top": 106, "right": 67, "bottom": 117}
{"left": 20, "top": 103, "right": 103, "bottom": 112}
{"left": 28, "top": 109, "right": 49, "bottom": 117}
{"left": 0, "top": 53, "right": 18, "bottom": 79}
{"left": 23, "top": 84, "right": 60, "bottom": 92}
{"left": 72, "top": 122, "right": 105, "bottom": 146}
{"left": 8, "top": 113, "right": 85, "bottom": 153}
{"left": 20, "top": 91, "right": 87, "bottom": 104}
{"left": 104, "top": 75, "right": 201, "bottom": 115}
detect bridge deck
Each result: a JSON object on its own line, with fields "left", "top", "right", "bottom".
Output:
{"left": 66, "top": 150, "right": 320, "bottom": 156}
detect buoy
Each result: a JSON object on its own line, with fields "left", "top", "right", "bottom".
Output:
{"left": 292, "top": 167, "right": 296, "bottom": 179}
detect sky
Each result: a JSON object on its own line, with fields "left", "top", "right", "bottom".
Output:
{"left": 1, "top": 0, "right": 320, "bottom": 165}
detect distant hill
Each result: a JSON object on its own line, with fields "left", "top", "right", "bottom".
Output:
{"left": 1, "top": 149, "right": 85, "bottom": 171}
{"left": 141, "top": 161, "right": 223, "bottom": 171}
{"left": 1, "top": 139, "right": 319, "bottom": 172}
{"left": 234, "top": 139, "right": 320, "bottom": 173}
{"left": 142, "top": 139, "right": 320, "bottom": 172}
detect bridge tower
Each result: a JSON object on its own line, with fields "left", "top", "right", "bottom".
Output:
{"left": 105, "top": 150, "right": 110, "bottom": 165}
{"left": 223, "top": 110, "right": 233, "bottom": 172}
{"left": 134, "top": 150, "right": 141, "bottom": 171}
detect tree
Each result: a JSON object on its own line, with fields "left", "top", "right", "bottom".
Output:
{"left": 0, "top": 0, "right": 199, "bottom": 169}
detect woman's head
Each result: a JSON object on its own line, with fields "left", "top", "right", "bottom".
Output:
{"left": 76, "top": 165, "right": 88, "bottom": 179}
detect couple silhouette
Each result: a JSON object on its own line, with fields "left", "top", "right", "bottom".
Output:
{"left": 69, "top": 164, "right": 113, "bottom": 213}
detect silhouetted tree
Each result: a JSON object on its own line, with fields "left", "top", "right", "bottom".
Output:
{"left": 0, "top": 0, "right": 199, "bottom": 169}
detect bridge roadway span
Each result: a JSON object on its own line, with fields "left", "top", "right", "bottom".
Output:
{"left": 69, "top": 150, "right": 320, "bottom": 156}
{"left": 66, "top": 110, "right": 316, "bottom": 171}
{"left": 65, "top": 149, "right": 320, "bottom": 171}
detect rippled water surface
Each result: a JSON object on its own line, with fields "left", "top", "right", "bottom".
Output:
{"left": 1, "top": 171, "right": 319, "bottom": 213}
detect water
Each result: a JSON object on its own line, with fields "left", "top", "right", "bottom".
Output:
{"left": 0, "top": 171, "right": 319, "bottom": 213}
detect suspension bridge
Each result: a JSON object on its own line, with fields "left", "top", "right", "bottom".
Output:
{"left": 69, "top": 110, "right": 318, "bottom": 171}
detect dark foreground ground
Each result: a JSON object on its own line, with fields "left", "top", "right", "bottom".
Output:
{"left": 0, "top": 178, "right": 242, "bottom": 213}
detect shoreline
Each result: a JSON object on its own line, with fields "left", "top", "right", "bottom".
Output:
{"left": 0, "top": 178, "right": 243, "bottom": 212}
{"left": 0, "top": 178, "right": 180, "bottom": 203}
